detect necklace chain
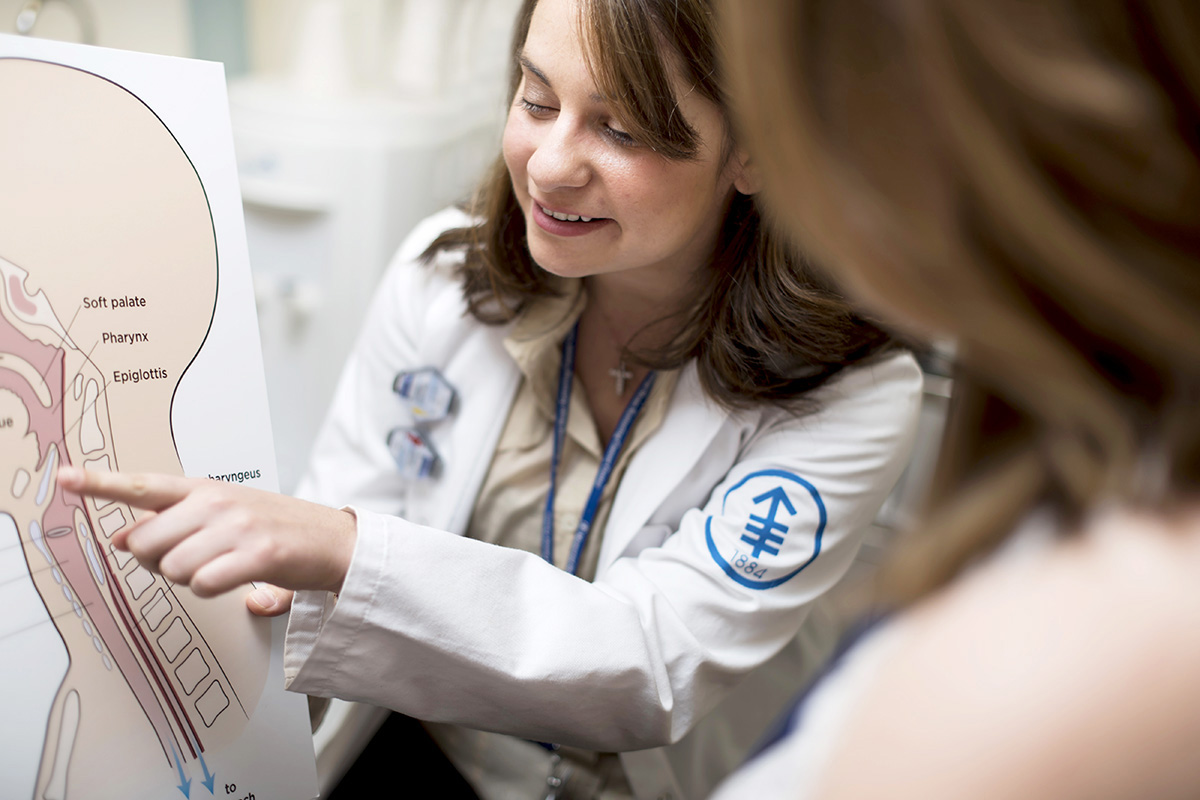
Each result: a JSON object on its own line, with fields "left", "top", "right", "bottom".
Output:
{"left": 586, "top": 301, "right": 637, "bottom": 396}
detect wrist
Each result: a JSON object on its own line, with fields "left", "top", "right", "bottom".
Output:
{"left": 323, "top": 507, "right": 358, "bottom": 594}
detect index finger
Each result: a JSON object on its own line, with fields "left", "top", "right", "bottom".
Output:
{"left": 57, "top": 466, "right": 192, "bottom": 512}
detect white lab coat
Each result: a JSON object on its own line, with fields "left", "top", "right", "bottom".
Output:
{"left": 284, "top": 208, "right": 923, "bottom": 799}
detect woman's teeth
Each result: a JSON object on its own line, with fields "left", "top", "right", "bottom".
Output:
{"left": 542, "top": 205, "right": 593, "bottom": 222}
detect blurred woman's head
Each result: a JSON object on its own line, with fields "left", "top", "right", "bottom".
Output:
{"left": 431, "top": 0, "right": 896, "bottom": 410}
{"left": 723, "top": 0, "right": 1200, "bottom": 598}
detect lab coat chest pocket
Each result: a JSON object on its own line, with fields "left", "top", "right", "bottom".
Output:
{"left": 397, "top": 422, "right": 458, "bottom": 529}
{"left": 400, "top": 332, "right": 521, "bottom": 534}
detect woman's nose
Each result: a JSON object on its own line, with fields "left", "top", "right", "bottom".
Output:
{"left": 526, "top": 118, "right": 590, "bottom": 191}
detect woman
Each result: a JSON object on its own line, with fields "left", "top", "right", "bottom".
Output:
{"left": 715, "top": 0, "right": 1200, "bottom": 797}
{"left": 60, "top": 0, "right": 922, "bottom": 796}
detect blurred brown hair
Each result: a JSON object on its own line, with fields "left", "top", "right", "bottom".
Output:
{"left": 722, "top": 0, "right": 1200, "bottom": 600}
{"left": 425, "top": 0, "right": 896, "bottom": 410}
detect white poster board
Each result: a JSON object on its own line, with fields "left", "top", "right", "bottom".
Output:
{"left": 0, "top": 32, "right": 318, "bottom": 800}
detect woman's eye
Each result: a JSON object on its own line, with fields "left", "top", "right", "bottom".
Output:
{"left": 519, "top": 98, "right": 555, "bottom": 117}
{"left": 603, "top": 123, "right": 637, "bottom": 147}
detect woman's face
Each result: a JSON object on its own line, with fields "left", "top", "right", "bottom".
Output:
{"left": 502, "top": 0, "right": 751, "bottom": 290}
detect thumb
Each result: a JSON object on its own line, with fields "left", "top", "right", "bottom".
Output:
{"left": 246, "top": 584, "right": 294, "bottom": 617}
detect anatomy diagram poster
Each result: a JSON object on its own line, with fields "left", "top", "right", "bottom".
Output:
{"left": 0, "top": 34, "right": 318, "bottom": 800}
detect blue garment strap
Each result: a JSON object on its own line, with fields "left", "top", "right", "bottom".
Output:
{"left": 542, "top": 322, "right": 656, "bottom": 576}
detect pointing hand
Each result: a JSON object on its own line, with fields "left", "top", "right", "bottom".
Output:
{"left": 57, "top": 466, "right": 355, "bottom": 599}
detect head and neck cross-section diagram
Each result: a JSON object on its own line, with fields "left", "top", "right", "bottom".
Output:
{"left": 0, "top": 47, "right": 315, "bottom": 800}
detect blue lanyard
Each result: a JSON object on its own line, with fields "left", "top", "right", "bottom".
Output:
{"left": 542, "top": 322, "right": 656, "bottom": 575}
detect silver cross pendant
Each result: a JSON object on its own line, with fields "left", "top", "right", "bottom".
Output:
{"left": 609, "top": 360, "right": 634, "bottom": 395}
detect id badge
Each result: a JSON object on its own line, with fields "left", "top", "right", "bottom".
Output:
{"left": 393, "top": 367, "right": 455, "bottom": 421}
{"left": 386, "top": 426, "right": 440, "bottom": 480}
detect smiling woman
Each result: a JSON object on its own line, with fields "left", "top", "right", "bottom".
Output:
{"left": 60, "top": 0, "right": 925, "bottom": 798}
{"left": 432, "top": 0, "right": 895, "bottom": 418}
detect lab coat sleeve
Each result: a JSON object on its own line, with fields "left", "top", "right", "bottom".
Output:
{"left": 284, "top": 351, "right": 923, "bottom": 752}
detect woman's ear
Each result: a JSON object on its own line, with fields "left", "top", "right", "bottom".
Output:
{"left": 731, "top": 146, "right": 762, "bottom": 195}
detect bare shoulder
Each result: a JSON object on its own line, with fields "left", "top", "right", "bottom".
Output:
{"left": 815, "top": 507, "right": 1200, "bottom": 800}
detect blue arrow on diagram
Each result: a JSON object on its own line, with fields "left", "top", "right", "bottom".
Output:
{"left": 198, "top": 750, "right": 216, "bottom": 794}
{"left": 169, "top": 741, "right": 192, "bottom": 799}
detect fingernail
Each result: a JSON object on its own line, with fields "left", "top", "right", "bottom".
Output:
{"left": 249, "top": 588, "right": 277, "bottom": 610}
{"left": 57, "top": 466, "right": 82, "bottom": 486}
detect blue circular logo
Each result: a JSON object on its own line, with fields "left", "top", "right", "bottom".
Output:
{"left": 705, "top": 468, "right": 825, "bottom": 590}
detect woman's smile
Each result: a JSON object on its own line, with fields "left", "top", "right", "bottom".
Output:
{"left": 532, "top": 202, "right": 612, "bottom": 236}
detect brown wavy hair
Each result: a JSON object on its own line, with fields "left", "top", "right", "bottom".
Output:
{"left": 723, "top": 0, "right": 1200, "bottom": 601}
{"left": 424, "top": 0, "right": 896, "bottom": 410}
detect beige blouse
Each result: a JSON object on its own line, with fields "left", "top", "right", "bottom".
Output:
{"left": 431, "top": 282, "right": 679, "bottom": 800}
{"left": 466, "top": 280, "right": 678, "bottom": 581}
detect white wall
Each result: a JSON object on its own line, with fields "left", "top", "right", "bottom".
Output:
{"left": 0, "top": 0, "right": 189, "bottom": 55}
{"left": 231, "top": 0, "right": 524, "bottom": 491}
